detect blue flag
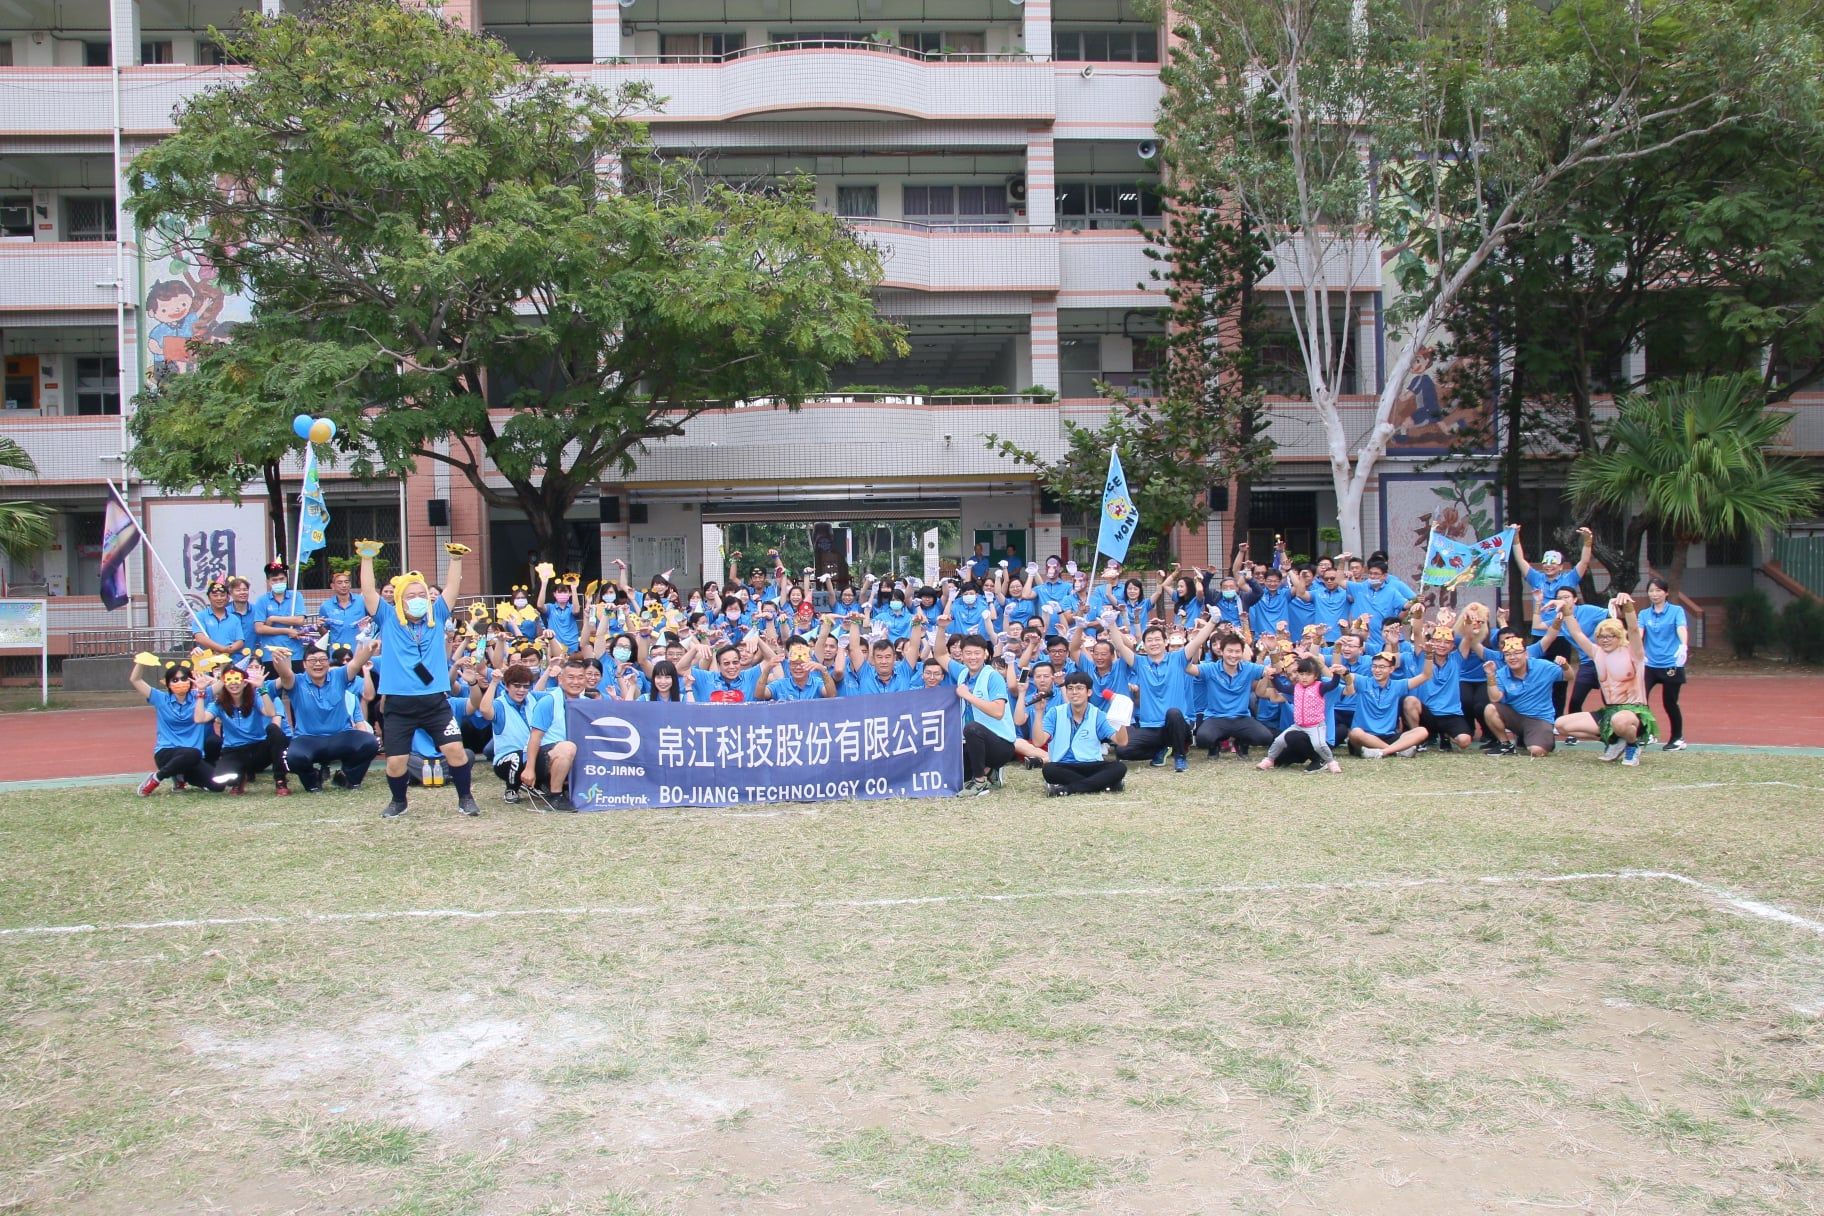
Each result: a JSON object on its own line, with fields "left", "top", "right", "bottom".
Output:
{"left": 297, "top": 447, "right": 329, "bottom": 563}
{"left": 1422, "top": 528, "right": 1510, "bottom": 588}
{"left": 1096, "top": 450, "right": 1138, "bottom": 562}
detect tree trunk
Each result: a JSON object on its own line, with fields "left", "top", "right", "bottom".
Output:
{"left": 262, "top": 459, "right": 289, "bottom": 563}
{"left": 1667, "top": 536, "right": 1691, "bottom": 594}
{"left": 1229, "top": 474, "right": 1252, "bottom": 563}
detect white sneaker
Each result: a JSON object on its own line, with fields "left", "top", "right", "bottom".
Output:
{"left": 1361, "top": 748, "right": 1384, "bottom": 759}
{"left": 1599, "top": 740, "right": 1627, "bottom": 762}
{"left": 1396, "top": 746, "right": 1419, "bottom": 758}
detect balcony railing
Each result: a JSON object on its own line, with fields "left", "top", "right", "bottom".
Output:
{"left": 613, "top": 40, "right": 1041, "bottom": 64}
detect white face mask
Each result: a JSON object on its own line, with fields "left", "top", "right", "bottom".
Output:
{"left": 405, "top": 596, "right": 431, "bottom": 619}
{"left": 613, "top": 647, "right": 633, "bottom": 663}
{"left": 961, "top": 592, "right": 979, "bottom": 605}
{"left": 513, "top": 596, "right": 528, "bottom": 608}
{"left": 270, "top": 582, "right": 287, "bottom": 597}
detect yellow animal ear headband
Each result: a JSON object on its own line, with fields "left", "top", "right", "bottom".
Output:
{"left": 1430, "top": 625, "right": 1455, "bottom": 642}
{"left": 1500, "top": 635, "right": 1527, "bottom": 654}
{"left": 387, "top": 571, "right": 427, "bottom": 624}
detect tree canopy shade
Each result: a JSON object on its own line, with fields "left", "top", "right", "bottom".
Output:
{"left": 1158, "top": 0, "right": 1823, "bottom": 554}
{"left": 125, "top": 0, "right": 903, "bottom": 561}
{"left": 1568, "top": 374, "right": 1822, "bottom": 591}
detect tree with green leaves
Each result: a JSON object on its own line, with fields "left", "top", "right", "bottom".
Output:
{"left": 1568, "top": 374, "right": 1822, "bottom": 591}
{"left": 1159, "top": 0, "right": 1818, "bottom": 555}
{"left": 0, "top": 437, "right": 55, "bottom": 562}
{"left": 987, "top": 186, "right": 1272, "bottom": 567}
{"left": 126, "top": 0, "right": 901, "bottom": 567}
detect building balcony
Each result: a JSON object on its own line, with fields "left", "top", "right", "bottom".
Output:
{"left": 0, "top": 412, "right": 123, "bottom": 482}
{"left": 849, "top": 219, "right": 1059, "bottom": 294}
{"left": 1053, "top": 62, "right": 1162, "bottom": 140}
{"left": 603, "top": 46, "right": 1055, "bottom": 123}
{"left": 0, "top": 65, "right": 237, "bottom": 135}
{"left": 0, "top": 242, "right": 122, "bottom": 311}
{"left": 1057, "top": 228, "right": 1161, "bottom": 307}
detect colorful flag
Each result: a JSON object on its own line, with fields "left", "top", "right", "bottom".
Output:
{"left": 99, "top": 483, "right": 142, "bottom": 611}
{"left": 297, "top": 447, "right": 329, "bottom": 564}
{"left": 1420, "top": 529, "right": 1484, "bottom": 587}
{"left": 1471, "top": 524, "right": 1519, "bottom": 580}
{"left": 1095, "top": 449, "right": 1138, "bottom": 562}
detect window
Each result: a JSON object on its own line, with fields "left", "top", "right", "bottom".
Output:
{"left": 768, "top": 30, "right": 866, "bottom": 49}
{"left": 4, "top": 356, "right": 37, "bottom": 410}
{"left": 197, "top": 40, "right": 245, "bottom": 66}
{"left": 140, "top": 40, "right": 175, "bottom": 63}
{"left": 1053, "top": 28, "right": 1159, "bottom": 62}
{"left": 901, "top": 30, "right": 985, "bottom": 56}
{"left": 74, "top": 356, "right": 120, "bottom": 416}
{"left": 83, "top": 41, "right": 111, "bottom": 66}
{"left": 0, "top": 196, "right": 31, "bottom": 240}
{"left": 1054, "top": 179, "right": 1164, "bottom": 229}
{"left": 63, "top": 197, "right": 116, "bottom": 243}
{"left": 836, "top": 185, "right": 878, "bottom": 218}
{"left": 297, "top": 504, "right": 402, "bottom": 589}
{"left": 903, "top": 184, "right": 1009, "bottom": 226}
{"left": 69, "top": 510, "right": 104, "bottom": 595}
{"left": 0, "top": 41, "right": 13, "bottom": 66}
{"left": 1705, "top": 529, "right": 1753, "bottom": 567}
{"left": 659, "top": 32, "right": 742, "bottom": 61}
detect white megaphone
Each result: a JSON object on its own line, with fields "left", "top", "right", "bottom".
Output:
{"left": 1100, "top": 691, "right": 1135, "bottom": 730}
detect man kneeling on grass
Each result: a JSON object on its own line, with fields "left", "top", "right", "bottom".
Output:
{"left": 1481, "top": 634, "right": 1570, "bottom": 757}
{"left": 1032, "top": 671, "right": 1129, "bottom": 797}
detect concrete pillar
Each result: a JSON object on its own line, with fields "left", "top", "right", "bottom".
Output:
{"left": 110, "top": 0, "right": 140, "bottom": 67}
{"left": 1022, "top": 0, "right": 1052, "bottom": 60}
{"left": 1356, "top": 298, "right": 1378, "bottom": 395}
{"left": 592, "top": 0, "right": 622, "bottom": 61}
{"left": 599, "top": 485, "right": 631, "bottom": 575}
{"left": 1030, "top": 297, "right": 1059, "bottom": 394}
{"left": 1024, "top": 129, "right": 1055, "bottom": 230}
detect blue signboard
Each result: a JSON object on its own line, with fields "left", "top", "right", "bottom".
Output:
{"left": 565, "top": 685, "right": 964, "bottom": 810}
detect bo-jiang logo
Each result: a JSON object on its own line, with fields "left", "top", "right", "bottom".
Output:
{"left": 588, "top": 715, "right": 642, "bottom": 762}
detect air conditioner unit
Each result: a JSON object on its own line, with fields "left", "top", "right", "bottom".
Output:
{"left": 1006, "top": 175, "right": 1028, "bottom": 204}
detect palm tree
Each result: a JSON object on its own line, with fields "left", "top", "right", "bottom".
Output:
{"left": 0, "top": 436, "right": 55, "bottom": 563}
{"left": 1569, "top": 373, "right": 1823, "bottom": 591}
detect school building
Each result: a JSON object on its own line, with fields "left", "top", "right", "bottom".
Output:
{"left": 2, "top": 0, "right": 1820, "bottom": 660}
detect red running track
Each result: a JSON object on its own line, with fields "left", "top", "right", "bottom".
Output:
{"left": 3, "top": 675, "right": 1819, "bottom": 784}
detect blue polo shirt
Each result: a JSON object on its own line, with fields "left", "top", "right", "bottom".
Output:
{"left": 878, "top": 604, "right": 916, "bottom": 642}
{"left": 768, "top": 670, "right": 829, "bottom": 701}
{"left": 490, "top": 689, "right": 545, "bottom": 753}
{"left": 1000, "top": 598, "right": 1036, "bottom": 632}
{"left": 543, "top": 600, "right": 581, "bottom": 651}
{"left": 529, "top": 689, "right": 579, "bottom": 744}
{"left": 373, "top": 598, "right": 452, "bottom": 696}
{"left": 1308, "top": 584, "right": 1354, "bottom": 640}
{"left": 147, "top": 687, "right": 207, "bottom": 751}
{"left": 844, "top": 659, "right": 919, "bottom": 697}
{"left": 1526, "top": 568, "right": 1585, "bottom": 634}
{"left": 1248, "top": 587, "right": 1294, "bottom": 635}
{"left": 948, "top": 597, "right": 993, "bottom": 636}
{"left": 1032, "top": 577, "right": 1078, "bottom": 617}
{"left": 251, "top": 589, "right": 303, "bottom": 639}
{"left": 1488, "top": 646, "right": 1564, "bottom": 720}
{"left": 1132, "top": 649, "right": 1194, "bottom": 727}
{"left": 207, "top": 699, "right": 271, "bottom": 748}
{"left": 317, "top": 594, "right": 366, "bottom": 648}
{"left": 1353, "top": 671, "right": 1418, "bottom": 736}
{"left": 286, "top": 668, "right": 358, "bottom": 736}
{"left": 947, "top": 660, "right": 1016, "bottom": 740}
{"left": 1072, "top": 654, "right": 1133, "bottom": 702}
{"left": 1042, "top": 702, "right": 1118, "bottom": 764}
{"left": 1405, "top": 648, "right": 1466, "bottom": 715}
{"left": 1640, "top": 603, "right": 1688, "bottom": 668}
{"left": 1198, "top": 659, "right": 1265, "bottom": 719}
{"left": 195, "top": 608, "right": 245, "bottom": 652}
{"left": 692, "top": 664, "right": 764, "bottom": 704}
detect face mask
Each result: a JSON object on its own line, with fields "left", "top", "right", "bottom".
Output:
{"left": 961, "top": 592, "right": 979, "bottom": 606}
{"left": 1221, "top": 589, "right": 1238, "bottom": 600}
{"left": 513, "top": 596, "right": 528, "bottom": 608}
{"left": 405, "top": 596, "right": 431, "bottom": 619}
{"left": 554, "top": 592, "right": 571, "bottom": 603}
{"left": 270, "top": 582, "right": 287, "bottom": 597}
{"left": 613, "top": 647, "right": 633, "bottom": 663}
{"left": 891, "top": 602, "right": 906, "bottom": 615}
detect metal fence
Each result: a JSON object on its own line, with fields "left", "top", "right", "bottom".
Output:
{"left": 1772, "top": 535, "right": 1824, "bottom": 599}
{"left": 66, "top": 627, "right": 196, "bottom": 658}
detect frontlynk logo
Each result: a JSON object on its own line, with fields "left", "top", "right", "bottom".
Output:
{"left": 588, "top": 715, "right": 641, "bottom": 763}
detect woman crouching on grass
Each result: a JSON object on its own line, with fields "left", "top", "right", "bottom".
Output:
{"left": 131, "top": 658, "right": 217, "bottom": 796}
{"left": 1554, "top": 591, "right": 1657, "bottom": 766}
{"left": 196, "top": 660, "right": 292, "bottom": 795}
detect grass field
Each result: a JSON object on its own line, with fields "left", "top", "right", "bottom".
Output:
{"left": 2, "top": 750, "right": 1822, "bottom": 1216}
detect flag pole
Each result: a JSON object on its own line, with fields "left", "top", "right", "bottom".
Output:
{"left": 289, "top": 445, "right": 312, "bottom": 617}
{"left": 110, "top": 480, "right": 206, "bottom": 635}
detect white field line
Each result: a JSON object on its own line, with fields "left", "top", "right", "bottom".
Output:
{"left": 3, "top": 868, "right": 1822, "bottom": 942}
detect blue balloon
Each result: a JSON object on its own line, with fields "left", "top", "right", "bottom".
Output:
{"left": 292, "top": 414, "right": 314, "bottom": 439}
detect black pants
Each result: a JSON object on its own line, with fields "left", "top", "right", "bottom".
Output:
{"left": 217, "top": 723, "right": 290, "bottom": 786}
{"left": 1195, "top": 715, "right": 1275, "bottom": 756}
{"left": 962, "top": 723, "right": 1018, "bottom": 781}
{"left": 1118, "top": 708, "right": 1191, "bottom": 760}
{"left": 1268, "top": 730, "right": 1321, "bottom": 768}
{"left": 1459, "top": 682, "right": 1490, "bottom": 740}
{"left": 1544, "top": 637, "right": 1580, "bottom": 714}
{"left": 1567, "top": 666, "right": 1601, "bottom": 715}
{"left": 1041, "top": 759, "right": 1128, "bottom": 794}
{"left": 152, "top": 746, "right": 215, "bottom": 787}
{"left": 1330, "top": 709, "right": 1354, "bottom": 747}
{"left": 286, "top": 730, "right": 380, "bottom": 790}
{"left": 1645, "top": 665, "right": 1685, "bottom": 740}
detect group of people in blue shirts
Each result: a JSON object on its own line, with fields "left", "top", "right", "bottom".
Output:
{"left": 134, "top": 527, "right": 1694, "bottom": 812}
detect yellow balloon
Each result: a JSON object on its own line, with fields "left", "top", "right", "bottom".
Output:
{"left": 308, "top": 418, "right": 334, "bottom": 444}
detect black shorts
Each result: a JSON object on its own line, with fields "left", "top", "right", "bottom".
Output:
{"left": 380, "top": 692, "right": 458, "bottom": 756}
{"left": 1417, "top": 707, "right": 1472, "bottom": 741}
